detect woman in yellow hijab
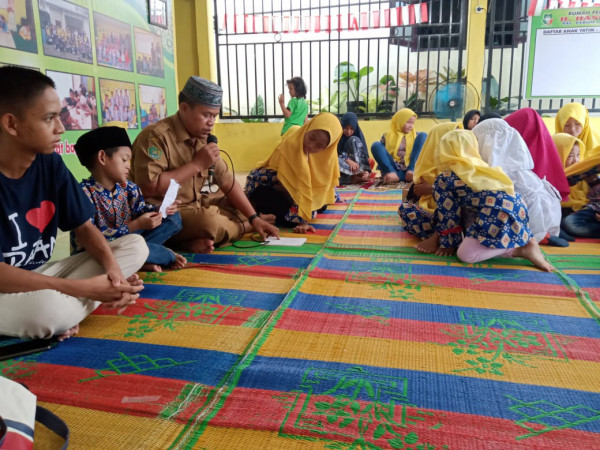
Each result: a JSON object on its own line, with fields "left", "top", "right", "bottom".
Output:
{"left": 417, "top": 130, "right": 552, "bottom": 271}
{"left": 555, "top": 103, "right": 600, "bottom": 158}
{"left": 370, "top": 108, "right": 427, "bottom": 184}
{"left": 561, "top": 148, "right": 600, "bottom": 239}
{"left": 244, "top": 112, "right": 342, "bottom": 233}
{"left": 553, "top": 133, "right": 589, "bottom": 213}
{"left": 398, "top": 122, "right": 459, "bottom": 240}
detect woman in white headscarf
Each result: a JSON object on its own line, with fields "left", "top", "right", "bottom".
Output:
{"left": 472, "top": 119, "right": 562, "bottom": 243}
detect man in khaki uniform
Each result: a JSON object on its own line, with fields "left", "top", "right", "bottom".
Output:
{"left": 131, "top": 76, "right": 279, "bottom": 252}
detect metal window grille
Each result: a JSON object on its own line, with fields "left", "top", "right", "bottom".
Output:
{"left": 213, "top": 0, "right": 599, "bottom": 121}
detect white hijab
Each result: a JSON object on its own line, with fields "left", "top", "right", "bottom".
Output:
{"left": 472, "top": 118, "right": 561, "bottom": 241}
{"left": 472, "top": 119, "right": 533, "bottom": 172}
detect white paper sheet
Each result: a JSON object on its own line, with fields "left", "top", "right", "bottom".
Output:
{"left": 159, "top": 179, "right": 180, "bottom": 218}
{"left": 264, "top": 237, "right": 306, "bottom": 247}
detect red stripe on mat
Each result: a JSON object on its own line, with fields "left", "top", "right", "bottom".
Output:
{"left": 275, "top": 309, "right": 600, "bottom": 362}
{"left": 336, "top": 229, "right": 414, "bottom": 238}
{"left": 92, "top": 298, "right": 262, "bottom": 326}
{"left": 309, "top": 268, "right": 576, "bottom": 298}
{"left": 179, "top": 263, "right": 300, "bottom": 278}
{"left": 206, "top": 386, "right": 600, "bottom": 449}
{"left": 17, "top": 364, "right": 205, "bottom": 421}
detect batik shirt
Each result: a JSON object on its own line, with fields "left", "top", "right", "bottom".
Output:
{"left": 70, "top": 177, "right": 155, "bottom": 253}
{"left": 434, "top": 171, "right": 531, "bottom": 249}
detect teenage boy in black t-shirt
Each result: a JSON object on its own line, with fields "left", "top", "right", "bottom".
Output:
{"left": 0, "top": 66, "right": 149, "bottom": 340}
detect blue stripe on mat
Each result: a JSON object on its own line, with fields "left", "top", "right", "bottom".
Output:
{"left": 314, "top": 258, "right": 565, "bottom": 286}
{"left": 237, "top": 356, "right": 600, "bottom": 432}
{"left": 140, "top": 284, "right": 286, "bottom": 310}
{"left": 287, "top": 292, "right": 600, "bottom": 338}
{"left": 36, "top": 338, "right": 240, "bottom": 384}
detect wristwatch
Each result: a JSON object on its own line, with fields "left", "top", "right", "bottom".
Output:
{"left": 248, "top": 213, "right": 261, "bottom": 224}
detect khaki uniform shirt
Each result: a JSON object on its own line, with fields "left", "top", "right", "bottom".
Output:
{"left": 131, "top": 113, "right": 228, "bottom": 208}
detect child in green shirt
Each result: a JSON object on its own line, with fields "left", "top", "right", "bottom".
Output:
{"left": 279, "top": 76, "right": 308, "bottom": 135}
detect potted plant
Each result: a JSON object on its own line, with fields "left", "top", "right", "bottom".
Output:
{"left": 398, "top": 69, "right": 436, "bottom": 112}
{"left": 334, "top": 62, "right": 374, "bottom": 113}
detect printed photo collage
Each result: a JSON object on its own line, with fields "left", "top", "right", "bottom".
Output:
{"left": 0, "top": 0, "right": 168, "bottom": 131}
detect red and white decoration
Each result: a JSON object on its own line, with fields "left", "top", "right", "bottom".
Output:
{"left": 220, "top": 3, "right": 429, "bottom": 34}
{"left": 528, "top": 0, "right": 600, "bottom": 16}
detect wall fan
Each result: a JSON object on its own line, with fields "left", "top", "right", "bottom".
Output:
{"left": 428, "top": 80, "right": 480, "bottom": 122}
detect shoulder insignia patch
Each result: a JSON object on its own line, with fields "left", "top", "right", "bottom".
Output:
{"left": 148, "top": 146, "right": 163, "bottom": 160}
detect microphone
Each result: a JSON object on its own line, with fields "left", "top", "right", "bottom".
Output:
{"left": 207, "top": 134, "right": 218, "bottom": 186}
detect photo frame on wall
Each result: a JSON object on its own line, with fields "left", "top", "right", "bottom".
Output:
{"left": 99, "top": 78, "right": 138, "bottom": 129}
{"left": 148, "top": 0, "right": 167, "bottom": 29}
{"left": 47, "top": 70, "right": 98, "bottom": 130}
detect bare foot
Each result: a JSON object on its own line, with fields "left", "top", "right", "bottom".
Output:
{"left": 57, "top": 324, "right": 79, "bottom": 342}
{"left": 513, "top": 239, "right": 553, "bottom": 272}
{"left": 350, "top": 172, "right": 370, "bottom": 183}
{"left": 383, "top": 172, "right": 400, "bottom": 184}
{"left": 169, "top": 253, "right": 187, "bottom": 269}
{"left": 415, "top": 232, "right": 440, "bottom": 254}
{"left": 435, "top": 246, "right": 456, "bottom": 257}
{"left": 260, "top": 213, "right": 277, "bottom": 225}
{"left": 187, "top": 238, "right": 215, "bottom": 253}
{"left": 141, "top": 263, "right": 162, "bottom": 272}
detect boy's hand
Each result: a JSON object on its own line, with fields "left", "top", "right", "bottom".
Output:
{"left": 166, "top": 200, "right": 181, "bottom": 215}
{"left": 81, "top": 273, "right": 143, "bottom": 307}
{"left": 136, "top": 212, "right": 163, "bottom": 230}
{"left": 278, "top": 93, "right": 285, "bottom": 104}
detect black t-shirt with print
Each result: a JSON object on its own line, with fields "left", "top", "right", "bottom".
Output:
{"left": 0, "top": 152, "right": 95, "bottom": 271}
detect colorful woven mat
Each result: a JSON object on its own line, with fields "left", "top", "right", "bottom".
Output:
{"left": 2, "top": 189, "right": 600, "bottom": 449}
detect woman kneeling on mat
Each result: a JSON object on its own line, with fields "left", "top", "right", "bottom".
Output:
{"left": 244, "top": 112, "right": 342, "bottom": 233}
{"left": 417, "top": 130, "right": 552, "bottom": 272}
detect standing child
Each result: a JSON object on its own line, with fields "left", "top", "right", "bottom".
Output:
{"left": 337, "top": 112, "right": 371, "bottom": 185}
{"left": 420, "top": 130, "right": 552, "bottom": 271}
{"left": 371, "top": 108, "right": 427, "bottom": 184}
{"left": 279, "top": 76, "right": 309, "bottom": 136}
{"left": 0, "top": 67, "right": 146, "bottom": 339}
{"left": 72, "top": 126, "right": 186, "bottom": 272}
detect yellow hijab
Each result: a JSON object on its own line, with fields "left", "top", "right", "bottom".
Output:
{"left": 555, "top": 103, "right": 600, "bottom": 158}
{"left": 435, "top": 130, "right": 515, "bottom": 195}
{"left": 563, "top": 148, "right": 600, "bottom": 211}
{"left": 260, "top": 112, "right": 342, "bottom": 221}
{"left": 384, "top": 108, "right": 417, "bottom": 164}
{"left": 553, "top": 133, "right": 584, "bottom": 166}
{"left": 413, "top": 122, "right": 460, "bottom": 212}
{"left": 553, "top": 133, "right": 589, "bottom": 211}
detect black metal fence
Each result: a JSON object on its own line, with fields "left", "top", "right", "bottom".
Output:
{"left": 213, "top": 0, "right": 598, "bottom": 121}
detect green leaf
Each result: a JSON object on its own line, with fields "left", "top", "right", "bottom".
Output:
{"left": 374, "top": 424, "right": 386, "bottom": 439}
{"left": 405, "top": 432, "right": 419, "bottom": 444}
{"left": 388, "top": 438, "right": 405, "bottom": 449}
{"left": 315, "top": 401, "right": 331, "bottom": 410}
{"left": 339, "top": 418, "right": 353, "bottom": 428}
